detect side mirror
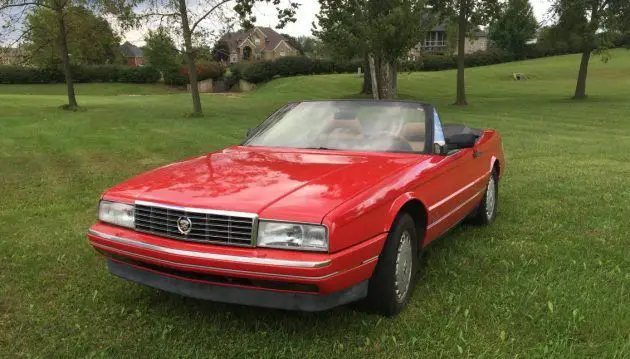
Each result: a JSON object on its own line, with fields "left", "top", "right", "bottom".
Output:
{"left": 446, "top": 133, "right": 478, "bottom": 150}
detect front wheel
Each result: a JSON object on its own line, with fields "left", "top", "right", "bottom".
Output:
{"left": 364, "top": 213, "right": 419, "bottom": 316}
{"left": 470, "top": 169, "right": 498, "bottom": 225}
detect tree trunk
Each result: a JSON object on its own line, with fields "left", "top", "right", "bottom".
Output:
{"left": 573, "top": 50, "right": 591, "bottom": 100}
{"left": 178, "top": 0, "right": 202, "bottom": 116}
{"left": 56, "top": 9, "right": 78, "bottom": 110}
{"left": 391, "top": 61, "right": 398, "bottom": 98}
{"left": 379, "top": 61, "right": 393, "bottom": 99}
{"left": 573, "top": 3, "right": 598, "bottom": 100}
{"left": 368, "top": 54, "right": 379, "bottom": 100}
{"left": 361, "top": 56, "right": 372, "bottom": 95}
{"left": 455, "top": 3, "right": 468, "bottom": 106}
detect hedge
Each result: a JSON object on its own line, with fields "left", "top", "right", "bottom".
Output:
{"left": 0, "top": 65, "right": 161, "bottom": 84}
{"left": 240, "top": 57, "right": 362, "bottom": 83}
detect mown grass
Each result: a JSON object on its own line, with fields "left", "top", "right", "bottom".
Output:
{"left": 1, "top": 50, "right": 629, "bottom": 358}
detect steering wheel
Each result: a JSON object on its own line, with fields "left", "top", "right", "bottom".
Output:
{"left": 366, "top": 131, "right": 414, "bottom": 152}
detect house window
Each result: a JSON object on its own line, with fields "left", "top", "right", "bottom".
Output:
{"left": 230, "top": 54, "right": 238, "bottom": 63}
{"left": 254, "top": 38, "right": 261, "bottom": 46}
{"left": 423, "top": 31, "right": 447, "bottom": 52}
{"left": 280, "top": 51, "right": 286, "bottom": 57}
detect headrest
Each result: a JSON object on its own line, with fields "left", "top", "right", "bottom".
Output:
{"left": 400, "top": 122, "right": 426, "bottom": 142}
{"left": 333, "top": 110, "right": 358, "bottom": 120}
{"left": 324, "top": 119, "right": 363, "bottom": 134}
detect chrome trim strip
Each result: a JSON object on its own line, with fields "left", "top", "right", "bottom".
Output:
{"left": 361, "top": 256, "right": 379, "bottom": 265}
{"left": 427, "top": 189, "right": 485, "bottom": 230}
{"left": 93, "top": 242, "right": 339, "bottom": 280}
{"left": 428, "top": 171, "right": 490, "bottom": 211}
{"left": 88, "top": 229, "right": 331, "bottom": 268}
{"left": 135, "top": 200, "right": 259, "bottom": 219}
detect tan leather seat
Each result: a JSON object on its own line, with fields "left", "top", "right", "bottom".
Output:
{"left": 323, "top": 119, "right": 364, "bottom": 141}
{"left": 400, "top": 122, "right": 426, "bottom": 152}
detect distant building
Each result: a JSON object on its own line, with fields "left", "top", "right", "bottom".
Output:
{"left": 408, "top": 25, "right": 488, "bottom": 60}
{"left": 0, "top": 47, "right": 25, "bottom": 65}
{"left": 120, "top": 42, "right": 144, "bottom": 67}
{"left": 218, "top": 27, "right": 298, "bottom": 63}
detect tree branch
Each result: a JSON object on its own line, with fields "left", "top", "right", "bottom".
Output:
{"left": 0, "top": 2, "right": 52, "bottom": 11}
{"left": 190, "top": 0, "right": 231, "bottom": 33}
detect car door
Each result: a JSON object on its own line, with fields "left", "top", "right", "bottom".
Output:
{"left": 423, "top": 109, "right": 488, "bottom": 242}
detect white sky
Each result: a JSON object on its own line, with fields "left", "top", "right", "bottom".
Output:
{"left": 29, "top": 0, "right": 555, "bottom": 46}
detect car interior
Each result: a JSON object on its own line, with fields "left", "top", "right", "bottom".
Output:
{"left": 320, "top": 109, "right": 427, "bottom": 153}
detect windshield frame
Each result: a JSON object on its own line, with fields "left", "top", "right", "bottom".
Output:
{"left": 242, "top": 100, "right": 436, "bottom": 155}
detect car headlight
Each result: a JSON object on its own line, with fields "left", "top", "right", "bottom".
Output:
{"left": 98, "top": 200, "right": 135, "bottom": 229}
{"left": 257, "top": 221, "right": 328, "bottom": 252}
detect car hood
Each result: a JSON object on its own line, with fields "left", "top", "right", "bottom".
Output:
{"left": 103, "top": 146, "right": 429, "bottom": 223}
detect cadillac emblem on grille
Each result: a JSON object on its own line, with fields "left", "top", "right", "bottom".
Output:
{"left": 176, "top": 216, "right": 192, "bottom": 235}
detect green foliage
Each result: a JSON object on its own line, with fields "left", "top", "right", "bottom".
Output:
{"left": 24, "top": 6, "right": 121, "bottom": 67}
{"left": 316, "top": 0, "right": 432, "bottom": 62}
{"left": 240, "top": 56, "right": 361, "bottom": 83}
{"left": 212, "top": 40, "right": 230, "bottom": 62}
{"left": 195, "top": 61, "right": 226, "bottom": 81}
{"left": 117, "top": 66, "right": 161, "bottom": 83}
{"left": 143, "top": 27, "right": 181, "bottom": 81}
{"left": 549, "top": 0, "right": 630, "bottom": 52}
{"left": 488, "top": 0, "right": 539, "bottom": 59}
{"left": 0, "top": 65, "right": 161, "bottom": 84}
{"left": 281, "top": 33, "right": 305, "bottom": 55}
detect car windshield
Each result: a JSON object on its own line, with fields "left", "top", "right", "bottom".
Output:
{"left": 243, "top": 101, "right": 428, "bottom": 153}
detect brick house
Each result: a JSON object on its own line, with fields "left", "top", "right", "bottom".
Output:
{"left": 408, "top": 25, "right": 488, "bottom": 60}
{"left": 218, "top": 27, "right": 298, "bottom": 63}
{"left": 0, "top": 47, "right": 25, "bottom": 65}
{"left": 120, "top": 41, "right": 145, "bottom": 67}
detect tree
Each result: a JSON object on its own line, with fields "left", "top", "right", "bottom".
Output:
{"left": 297, "top": 36, "right": 321, "bottom": 57}
{"left": 2, "top": 0, "right": 78, "bottom": 110}
{"left": 488, "top": 0, "right": 538, "bottom": 59}
{"left": 281, "top": 33, "right": 304, "bottom": 55}
{"left": 212, "top": 39, "right": 229, "bottom": 62}
{"left": 550, "top": 0, "right": 630, "bottom": 99}
{"left": 428, "top": 0, "right": 500, "bottom": 105}
{"left": 24, "top": 5, "right": 120, "bottom": 67}
{"left": 143, "top": 26, "right": 181, "bottom": 80}
{"left": 315, "top": 0, "right": 432, "bottom": 99}
{"left": 119, "top": 0, "right": 299, "bottom": 117}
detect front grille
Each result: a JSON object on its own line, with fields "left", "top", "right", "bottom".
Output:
{"left": 134, "top": 202, "right": 257, "bottom": 246}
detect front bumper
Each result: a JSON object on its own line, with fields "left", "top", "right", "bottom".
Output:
{"left": 107, "top": 259, "right": 368, "bottom": 311}
{"left": 88, "top": 223, "right": 386, "bottom": 309}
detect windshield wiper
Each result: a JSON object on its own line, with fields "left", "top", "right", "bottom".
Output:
{"left": 303, "top": 146, "right": 334, "bottom": 150}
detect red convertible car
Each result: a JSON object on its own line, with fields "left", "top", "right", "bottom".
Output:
{"left": 88, "top": 100, "right": 505, "bottom": 316}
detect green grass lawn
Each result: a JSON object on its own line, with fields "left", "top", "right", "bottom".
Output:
{"left": 1, "top": 50, "right": 630, "bottom": 358}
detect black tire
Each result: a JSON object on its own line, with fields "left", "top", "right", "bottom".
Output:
{"left": 364, "top": 213, "right": 419, "bottom": 316}
{"left": 470, "top": 169, "right": 498, "bottom": 225}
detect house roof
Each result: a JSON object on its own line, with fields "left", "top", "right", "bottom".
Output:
{"left": 121, "top": 41, "right": 143, "bottom": 58}
{"left": 219, "top": 27, "right": 293, "bottom": 52}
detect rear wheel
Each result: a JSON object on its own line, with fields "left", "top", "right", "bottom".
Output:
{"left": 364, "top": 213, "right": 419, "bottom": 316}
{"left": 470, "top": 169, "right": 498, "bottom": 225}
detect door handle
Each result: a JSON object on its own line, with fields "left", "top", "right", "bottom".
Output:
{"left": 473, "top": 150, "right": 483, "bottom": 158}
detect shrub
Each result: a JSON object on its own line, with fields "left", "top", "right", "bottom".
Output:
{"left": 179, "top": 61, "right": 225, "bottom": 82}
{"left": 0, "top": 66, "right": 64, "bottom": 84}
{"left": 163, "top": 69, "right": 188, "bottom": 86}
{"left": 117, "top": 66, "right": 161, "bottom": 83}
{"left": 240, "top": 56, "right": 360, "bottom": 83}
{"left": 0, "top": 65, "right": 160, "bottom": 84}
{"left": 73, "top": 65, "right": 121, "bottom": 83}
